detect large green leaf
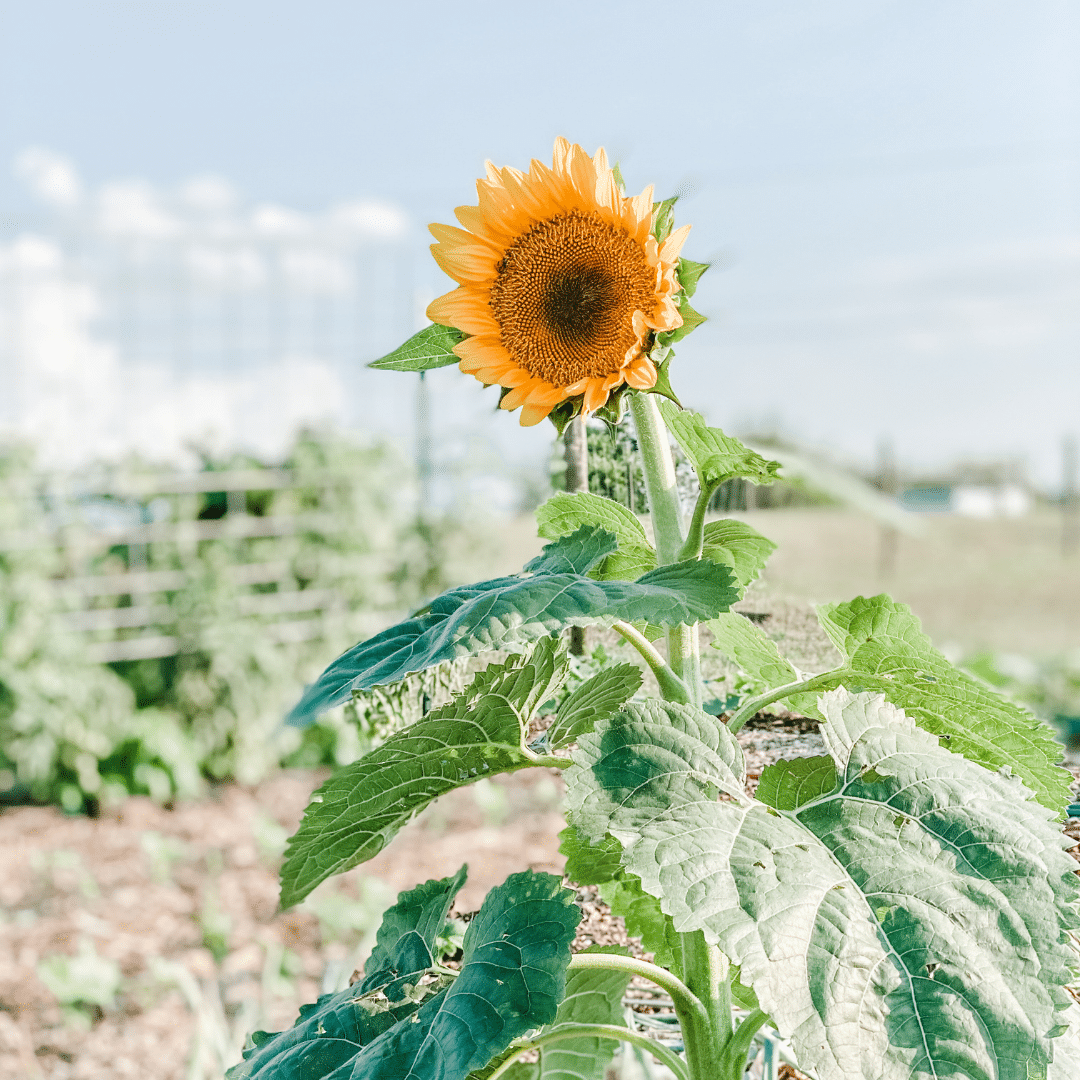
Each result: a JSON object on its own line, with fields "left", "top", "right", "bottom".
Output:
{"left": 658, "top": 400, "right": 781, "bottom": 487}
{"left": 234, "top": 870, "right": 580, "bottom": 1080}
{"left": 535, "top": 493, "right": 656, "bottom": 582}
{"left": 546, "top": 665, "right": 643, "bottom": 750}
{"left": 369, "top": 323, "right": 465, "bottom": 372}
{"left": 700, "top": 519, "right": 776, "bottom": 589}
{"left": 287, "top": 526, "right": 737, "bottom": 725}
{"left": 282, "top": 647, "right": 566, "bottom": 907}
{"left": 566, "top": 691, "right": 1080, "bottom": 1080}
{"left": 538, "top": 946, "right": 633, "bottom": 1080}
{"left": 818, "top": 594, "right": 1071, "bottom": 811}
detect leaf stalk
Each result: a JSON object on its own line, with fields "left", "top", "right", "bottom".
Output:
{"left": 611, "top": 620, "right": 691, "bottom": 705}
{"left": 725, "top": 669, "right": 850, "bottom": 734}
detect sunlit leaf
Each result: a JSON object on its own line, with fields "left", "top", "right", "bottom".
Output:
{"left": 818, "top": 594, "right": 1071, "bottom": 811}
{"left": 566, "top": 691, "right": 1080, "bottom": 1080}
{"left": 658, "top": 400, "right": 781, "bottom": 487}
{"left": 700, "top": 519, "right": 776, "bottom": 589}
{"left": 368, "top": 323, "right": 465, "bottom": 372}
{"left": 288, "top": 527, "right": 737, "bottom": 725}
{"left": 546, "top": 665, "right": 643, "bottom": 750}
{"left": 535, "top": 493, "right": 655, "bottom": 582}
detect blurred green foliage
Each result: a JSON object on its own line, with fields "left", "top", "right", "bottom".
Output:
{"left": 0, "top": 431, "right": 470, "bottom": 812}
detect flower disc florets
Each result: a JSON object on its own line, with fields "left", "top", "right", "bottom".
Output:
{"left": 427, "top": 138, "right": 690, "bottom": 426}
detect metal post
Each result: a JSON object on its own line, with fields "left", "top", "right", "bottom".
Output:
{"left": 1064, "top": 435, "right": 1078, "bottom": 557}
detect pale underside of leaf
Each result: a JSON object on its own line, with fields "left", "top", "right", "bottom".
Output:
{"left": 566, "top": 690, "right": 1080, "bottom": 1080}
{"left": 818, "top": 594, "right": 1071, "bottom": 811}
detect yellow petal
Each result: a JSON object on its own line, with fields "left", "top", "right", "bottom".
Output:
{"left": 427, "top": 288, "right": 500, "bottom": 335}
{"left": 583, "top": 378, "right": 613, "bottom": 413}
{"left": 454, "top": 334, "right": 509, "bottom": 371}
{"left": 519, "top": 402, "right": 554, "bottom": 426}
{"left": 525, "top": 382, "right": 568, "bottom": 406}
{"left": 430, "top": 243, "right": 498, "bottom": 284}
{"left": 660, "top": 223, "right": 692, "bottom": 263}
{"left": 500, "top": 382, "right": 535, "bottom": 409}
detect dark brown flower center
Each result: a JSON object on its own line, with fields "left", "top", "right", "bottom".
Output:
{"left": 488, "top": 210, "right": 655, "bottom": 386}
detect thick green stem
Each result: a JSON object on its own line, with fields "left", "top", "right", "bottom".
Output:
{"left": 628, "top": 393, "right": 702, "bottom": 707}
{"left": 725, "top": 669, "right": 851, "bottom": 735}
{"left": 611, "top": 620, "right": 691, "bottom": 704}
{"left": 485, "top": 1023, "right": 689, "bottom": 1080}
{"left": 678, "top": 930, "right": 729, "bottom": 1076}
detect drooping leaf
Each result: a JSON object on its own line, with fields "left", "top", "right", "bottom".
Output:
{"left": 361, "top": 866, "right": 468, "bottom": 999}
{"left": 566, "top": 690, "right": 1080, "bottom": 1080}
{"left": 288, "top": 527, "right": 737, "bottom": 725}
{"left": 676, "top": 258, "right": 710, "bottom": 298}
{"left": 535, "top": 494, "right": 656, "bottom": 582}
{"left": 369, "top": 323, "right": 465, "bottom": 372}
{"left": 537, "top": 945, "right": 633, "bottom": 1080}
{"left": 236, "top": 870, "right": 580, "bottom": 1080}
{"left": 700, "top": 520, "right": 776, "bottom": 589}
{"left": 818, "top": 594, "right": 1071, "bottom": 812}
{"left": 546, "top": 665, "right": 643, "bottom": 750}
{"left": 658, "top": 400, "right": 781, "bottom": 487}
{"left": 599, "top": 876, "right": 680, "bottom": 970}
{"left": 755, "top": 755, "right": 837, "bottom": 811}
{"left": 230, "top": 869, "right": 468, "bottom": 1078}
{"left": 559, "top": 825, "right": 623, "bottom": 886}
{"left": 706, "top": 611, "right": 799, "bottom": 689}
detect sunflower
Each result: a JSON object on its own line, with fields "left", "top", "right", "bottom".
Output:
{"left": 426, "top": 138, "right": 691, "bottom": 427}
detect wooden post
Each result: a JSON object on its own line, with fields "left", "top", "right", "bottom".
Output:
{"left": 1064, "top": 435, "right": 1078, "bottom": 557}
{"left": 877, "top": 438, "right": 898, "bottom": 579}
{"left": 564, "top": 413, "right": 588, "bottom": 655}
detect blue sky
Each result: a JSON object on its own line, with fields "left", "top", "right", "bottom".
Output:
{"left": 1, "top": 0, "right": 1078, "bottom": 484}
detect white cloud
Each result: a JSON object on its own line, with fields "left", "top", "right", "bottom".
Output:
{"left": 329, "top": 200, "right": 409, "bottom": 240}
{"left": 13, "top": 148, "right": 82, "bottom": 208}
{"left": 97, "top": 180, "right": 182, "bottom": 238}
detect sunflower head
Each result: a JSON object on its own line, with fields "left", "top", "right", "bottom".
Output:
{"left": 426, "top": 138, "right": 693, "bottom": 427}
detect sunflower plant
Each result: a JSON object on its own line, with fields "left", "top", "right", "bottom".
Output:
{"left": 230, "top": 141, "right": 1080, "bottom": 1080}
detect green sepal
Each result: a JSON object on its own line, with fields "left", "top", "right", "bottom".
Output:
{"left": 651, "top": 195, "right": 678, "bottom": 241}
{"left": 611, "top": 161, "right": 626, "bottom": 194}
{"left": 369, "top": 323, "right": 465, "bottom": 372}
{"left": 640, "top": 348, "right": 682, "bottom": 407}
{"left": 657, "top": 296, "right": 706, "bottom": 346}
{"left": 676, "top": 258, "right": 710, "bottom": 298}
{"left": 546, "top": 398, "right": 581, "bottom": 436}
